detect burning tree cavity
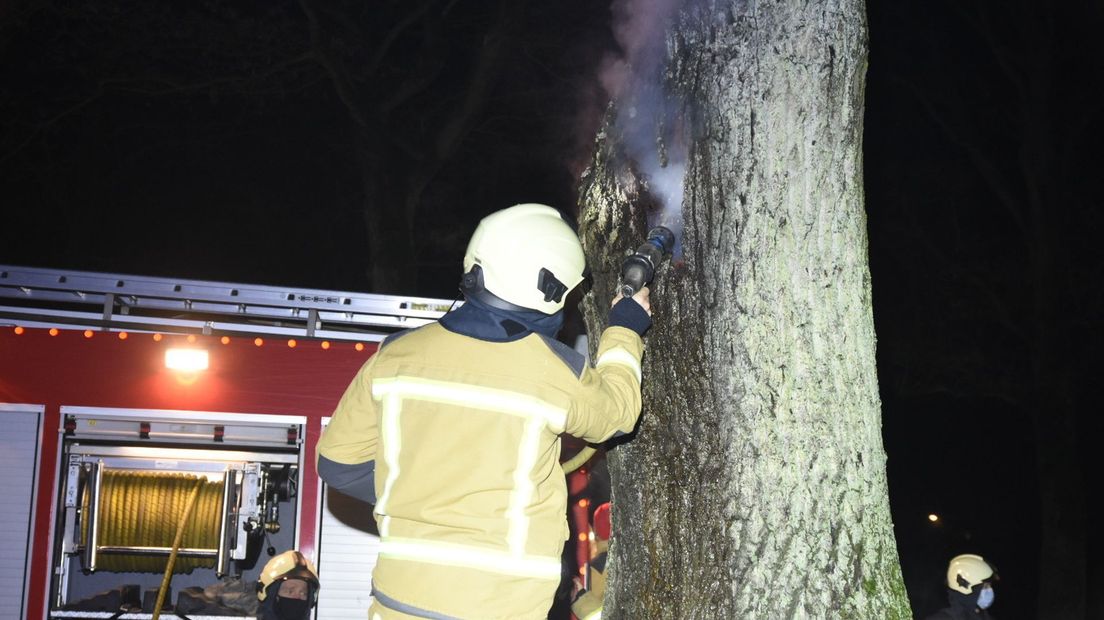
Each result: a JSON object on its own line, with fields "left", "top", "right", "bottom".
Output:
{"left": 578, "top": 0, "right": 911, "bottom": 617}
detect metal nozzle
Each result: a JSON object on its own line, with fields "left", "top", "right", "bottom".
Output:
{"left": 646, "top": 226, "right": 675, "bottom": 255}
{"left": 618, "top": 226, "right": 677, "bottom": 298}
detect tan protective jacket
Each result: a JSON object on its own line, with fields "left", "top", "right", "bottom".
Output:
{"left": 317, "top": 322, "right": 643, "bottom": 620}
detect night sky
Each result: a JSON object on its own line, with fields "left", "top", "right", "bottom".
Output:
{"left": 2, "top": 2, "right": 1101, "bottom": 618}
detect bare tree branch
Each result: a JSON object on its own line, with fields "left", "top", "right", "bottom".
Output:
{"left": 896, "top": 197, "right": 1029, "bottom": 343}
{"left": 433, "top": 1, "right": 523, "bottom": 161}
{"left": 892, "top": 73, "right": 1030, "bottom": 238}
{"left": 298, "top": 0, "right": 371, "bottom": 131}
{"left": 379, "top": 58, "right": 447, "bottom": 113}
{"left": 0, "top": 86, "right": 104, "bottom": 165}
{"left": 366, "top": 0, "right": 437, "bottom": 77}
{"left": 953, "top": 2, "right": 1028, "bottom": 106}
{"left": 298, "top": 0, "right": 428, "bottom": 162}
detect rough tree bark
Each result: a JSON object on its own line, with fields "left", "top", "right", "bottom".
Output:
{"left": 577, "top": 1, "right": 910, "bottom": 617}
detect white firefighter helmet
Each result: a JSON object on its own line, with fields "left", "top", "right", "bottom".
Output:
{"left": 257, "top": 550, "right": 319, "bottom": 602}
{"left": 461, "top": 203, "right": 586, "bottom": 315}
{"left": 946, "top": 553, "right": 995, "bottom": 594}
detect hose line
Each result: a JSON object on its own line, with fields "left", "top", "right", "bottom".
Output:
{"left": 152, "top": 477, "right": 204, "bottom": 620}
{"left": 561, "top": 445, "right": 597, "bottom": 474}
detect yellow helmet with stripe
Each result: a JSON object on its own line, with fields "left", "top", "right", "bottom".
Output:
{"left": 946, "top": 553, "right": 995, "bottom": 594}
{"left": 461, "top": 204, "right": 586, "bottom": 315}
{"left": 257, "top": 550, "right": 319, "bottom": 602}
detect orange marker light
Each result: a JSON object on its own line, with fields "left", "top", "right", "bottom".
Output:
{"left": 355, "top": 342, "right": 365, "bottom": 351}
{"left": 254, "top": 338, "right": 264, "bottom": 347}
{"left": 578, "top": 533, "right": 588, "bottom": 542}
{"left": 186, "top": 334, "right": 197, "bottom": 343}
{"left": 49, "top": 328, "right": 59, "bottom": 336}
{"left": 220, "top": 336, "right": 230, "bottom": 345}
{"left": 321, "top": 341, "right": 331, "bottom": 350}
{"left": 13, "top": 326, "right": 24, "bottom": 335}
{"left": 118, "top": 332, "right": 128, "bottom": 340}
{"left": 153, "top": 333, "right": 163, "bottom": 342}
{"left": 578, "top": 499, "right": 590, "bottom": 508}
{"left": 579, "top": 566, "right": 587, "bottom": 575}
{"left": 83, "top": 330, "right": 94, "bottom": 339}
{"left": 287, "top": 339, "right": 297, "bottom": 348}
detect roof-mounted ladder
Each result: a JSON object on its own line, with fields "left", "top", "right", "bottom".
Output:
{"left": 0, "top": 265, "right": 456, "bottom": 342}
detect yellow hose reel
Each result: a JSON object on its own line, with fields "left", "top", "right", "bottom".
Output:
{"left": 81, "top": 470, "right": 223, "bottom": 574}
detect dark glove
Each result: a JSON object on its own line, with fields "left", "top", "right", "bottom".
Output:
{"left": 608, "top": 297, "right": 651, "bottom": 336}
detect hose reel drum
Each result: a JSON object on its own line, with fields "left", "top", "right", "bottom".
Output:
{"left": 68, "top": 460, "right": 295, "bottom": 576}
{"left": 52, "top": 408, "right": 305, "bottom": 609}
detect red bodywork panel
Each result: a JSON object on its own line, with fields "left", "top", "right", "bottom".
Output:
{"left": 0, "top": 327, "right": 377, "bottom": 619}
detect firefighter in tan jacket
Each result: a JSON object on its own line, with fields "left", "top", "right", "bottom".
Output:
{"left": 317, "top": 204, "right": 651, "bottom": 620}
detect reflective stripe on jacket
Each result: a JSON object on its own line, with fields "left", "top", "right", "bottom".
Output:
{"left": 317, "top": 322, "right": 643, "bottom": 620}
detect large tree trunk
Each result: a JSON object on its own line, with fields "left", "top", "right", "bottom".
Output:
{"left": 578, "top": 1, "right": 909, "bottom": 617}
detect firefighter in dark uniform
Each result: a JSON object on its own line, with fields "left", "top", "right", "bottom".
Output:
{"left": 317, "top": 204, "right": 652, "bottom": 619}
{"left": 925, "top": 554, "right": 998, "bottom": 620}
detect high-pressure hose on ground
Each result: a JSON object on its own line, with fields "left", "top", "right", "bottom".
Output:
{"left": 562, "top": 226, "right": 677, "bottom": 476}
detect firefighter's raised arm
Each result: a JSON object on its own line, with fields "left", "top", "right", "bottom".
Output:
{"left": 563, "top": 288, "right": 652, "bottom": 442}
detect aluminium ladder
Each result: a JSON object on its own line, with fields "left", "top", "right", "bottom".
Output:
{"left": 0, "top": 265, "right": 456, "bottom": 342}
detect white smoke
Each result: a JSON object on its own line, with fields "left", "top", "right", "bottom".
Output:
{"left": 601, "top": 0, "right": 683, "bottom": 100}
{"left": 601, "top": 0, "right": 687, "bottom": 252}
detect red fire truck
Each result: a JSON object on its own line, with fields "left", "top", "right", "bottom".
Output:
{"left": 0, "top": 265, "right": 596, "bottom": 620}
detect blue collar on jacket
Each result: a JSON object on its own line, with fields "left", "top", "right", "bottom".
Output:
{"left": 439, "top": 295, "right": 563, "bottom": 342}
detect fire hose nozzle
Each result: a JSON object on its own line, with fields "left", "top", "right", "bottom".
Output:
{"left": 619, "top": 226, "right": 675, "bottom": 298}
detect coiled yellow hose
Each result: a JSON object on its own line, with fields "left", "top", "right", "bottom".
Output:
{"left": 81, "top": 470, "right": 223, "bottom": 573}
